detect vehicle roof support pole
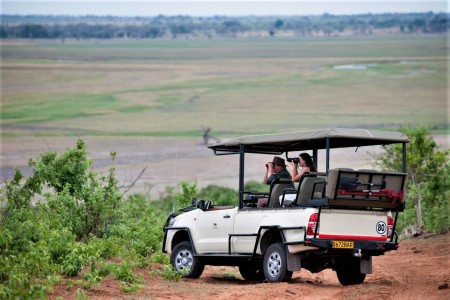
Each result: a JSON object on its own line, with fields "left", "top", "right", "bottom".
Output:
{"left": 326, "top": 137, "right": 330, "bottom": 174}
{"left": 402, "top": 143, "right": 407, "bottom": 173}
{"left": 313, "top": 149, "right": 318, "bottom": 171}
{"left": 239, "top": 144, "right": 245, "bottom": 209}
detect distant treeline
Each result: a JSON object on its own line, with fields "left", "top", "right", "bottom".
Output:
{"left": 0, "top": 12, "right": 448, "bottom": 39}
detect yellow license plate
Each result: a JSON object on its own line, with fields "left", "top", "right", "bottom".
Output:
{"left": 332, "top": 241, "right": 354, "bottom": 249}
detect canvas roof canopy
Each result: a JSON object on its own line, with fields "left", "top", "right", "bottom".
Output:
{"left": 208, "top": 128, "right": 409, "bottom": 155}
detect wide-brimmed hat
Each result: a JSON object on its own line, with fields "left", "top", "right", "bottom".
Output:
{"left": 270, "top": 156, "right": 286, "bottom": 166}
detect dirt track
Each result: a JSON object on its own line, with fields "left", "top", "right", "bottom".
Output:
{"left": 49, "top": 233, "right": 449, "bottom": 300}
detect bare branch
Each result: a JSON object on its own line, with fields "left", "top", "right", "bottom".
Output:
{"left": 121, "top": 166, "right": 147, "bottom": 195}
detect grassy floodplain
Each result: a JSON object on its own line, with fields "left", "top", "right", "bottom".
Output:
{"left": 1, "top": 35, "right": 448, "bottom": 138}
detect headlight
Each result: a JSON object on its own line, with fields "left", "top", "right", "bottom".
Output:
{"left": 168, "top": 217, "right": 177, "bottom": 227}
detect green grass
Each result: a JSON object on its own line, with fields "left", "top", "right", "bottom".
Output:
{"left": 2, "top": 94, "right": 118, "bottom": 123}
{"left": 1, "top": 35, "right": 448, "bottom": 137}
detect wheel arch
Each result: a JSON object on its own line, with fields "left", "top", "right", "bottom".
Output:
{"left": 259, "top": 227, "right": 283, "bottom": 254}
{"left": 171, "top": 229, "right": 194, "bottom": 253}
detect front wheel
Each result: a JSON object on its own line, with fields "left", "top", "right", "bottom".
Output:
{"left": 335, "top": 257, "right": 366, "bottom": 286}
{"left": 170, "top": 241, "right": 204, "bottom": 278}
{"left": 263, "top": 243, "right": 293, "bottom": 282}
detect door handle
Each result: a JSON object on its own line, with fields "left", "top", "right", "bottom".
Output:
{"left": 223, "top": 214, "right": 230, "bottom": 219}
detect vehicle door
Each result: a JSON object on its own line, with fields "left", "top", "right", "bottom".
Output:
{"left": 194, "top": 207, "right": 237, "bottom": 254}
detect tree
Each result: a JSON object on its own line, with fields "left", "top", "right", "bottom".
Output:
{"left": 372, "top": 127, "right": 450, "bottom": 235}
{"left": 1, "top": 140, "right": 122, "bottom": 241}
{"left": 274, "top": 19, "right": 284, "bottom": 29}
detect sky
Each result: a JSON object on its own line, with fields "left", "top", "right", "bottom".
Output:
{"left": 1, "top": 1, "right": 447, "bottom": 17}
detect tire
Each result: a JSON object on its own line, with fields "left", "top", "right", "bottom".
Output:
{"left": 239, "top": 262, "right": 265, "bottom": 281}
{"left": 170, "top": 241, "right": 204, "bottom": 278}
{"left": 335, "top": 257, "right": 366, "bottom": 286}
{"left": 263, "top": 243, "right": 293, "bottom": 282}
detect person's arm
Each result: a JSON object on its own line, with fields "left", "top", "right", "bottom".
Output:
{"left": 297, "top": 167, "right": 311, "bottom": 182}
{"left": 264, "top": 162, "right": 274, "bottom": 184}
{"left": 289, "top": 161, "right": 301, "bottom": 182}
{"left": 290, "top": 162, "right": 310, "bottom": 182}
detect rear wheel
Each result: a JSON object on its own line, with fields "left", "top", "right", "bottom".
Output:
{"left": 170, "top": 241, "right": 204, "bottom": 278}
{"left": 263, "top": 243, "right": 293, "bottom": 282}
{"left": 239, "top": 262, "right": 265, "bottom": 281}
{"left": 335, "top": 257, "right": 366, "bottom": 286}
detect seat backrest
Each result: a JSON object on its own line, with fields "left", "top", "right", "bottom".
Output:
{"left": 356, "top": 169, "right": 386, "bottom": 190}
{"left": 296, "top": 176, "right": 325, "bottom": 205}
{"left": 267, "top": 178, "right": 294, "bottom": 208}
{"left": 326, "top": 168, "right": 355, "bottom": 199}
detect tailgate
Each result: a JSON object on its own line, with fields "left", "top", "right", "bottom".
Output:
{"left": 317, "top": 208, "right": 390, "bottom": 241}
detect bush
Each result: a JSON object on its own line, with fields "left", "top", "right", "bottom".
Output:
{"left": 107, "top": 194, "right": 165, "bottom": 258}
{"left": 244, "top": 180, "right": 269, "bottom": 193}
{"left": 197, "top": 184, "right": 237, "bottom": 206}
{"left": 372, "top": 127, "right": 450, "bottom": 234}
{"left": 0, "top": 140, "right": 167, "bottom": 298}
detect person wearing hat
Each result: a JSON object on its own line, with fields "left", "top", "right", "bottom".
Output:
{"left": 257, "top": 156, "right": 292, "bottom": 207}
{"left": 264, "top": 156, "right": 292, "bottom": 185}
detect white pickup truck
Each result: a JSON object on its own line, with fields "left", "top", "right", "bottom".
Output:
{"left": 162, "top": 128, "right": 408, "bottom": 285}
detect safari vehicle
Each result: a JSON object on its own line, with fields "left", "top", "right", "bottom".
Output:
{"left": 162, "top": 128, "right": 408, "bottom": 285}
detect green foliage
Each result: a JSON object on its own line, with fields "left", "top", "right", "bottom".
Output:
{"left": 149, "top": 252, "right": 170, "bottom": 265}
{"left": 150, "top": 180, "right": 269, "bottom": 215}
{"left": 30, "top": 139, "right": 91, "bottom": 195}
{"left": 77, "top": 270, "right": 102, "bottom": 290}
{"left": 197, "top": 184, "right": 237, "bottom": 206}
{"left": 120, "top": 282, "right": 142, "bottom": 293}
{"left": 196, "top": 181, "right": 269, "bottom": 206}
{"left": 372, "top": 127, "right": 450, "bottom": 234}
{"left": 9, "top": 139, "right": 123, "bottom": 242}
{"left": 108, "top": 194, "right": 165, "bottom": 258}
{"left": 0, "top": 140, "right": 171, "bottom": 298}
{"left": 244, "top": 180, "right": 270, "bottom": 193}
{"left": 176, "top": 181, "right": 198, "bottom": 209}
{"left": 160, "top": 265, "right": 184, "bottom": 282}
{"left": 114, "top": 261, "right": 142, "bottom": 284}
{"left": 61, "top": 242, "right": 100, "bottom": 276}
{"left": 1, "top": 13, "right": 447, "bottom": 39}
{"left": 75, "top": 288, "right": 89, "bottom": 300}
{"left": 98, "top": 262, "right": 115, "bottom": 277}
{"left": 149, "top": 182, "right": 198, "bottom": 214}
{"left": 147, "top": 186, "right": 177, "bottom": 214}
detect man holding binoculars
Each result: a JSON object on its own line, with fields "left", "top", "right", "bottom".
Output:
{"left": 263, "top": 156, "right": 292, "bottom": 185}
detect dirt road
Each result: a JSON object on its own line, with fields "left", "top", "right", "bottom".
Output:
{"left": 51, "top": 233, "right": 449, "bottom": 300}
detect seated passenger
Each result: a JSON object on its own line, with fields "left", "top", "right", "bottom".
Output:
{"left": 264, "top": 156, "right": 292, "bottom": 185}
{"left": 258, "top": 156, "right": 292, "bottom": 207}
{"left": 279, "top": 153, "right": 317, "bottom": 206}
{"left": 289, "top": 153, "right": 317, "bottom": 182}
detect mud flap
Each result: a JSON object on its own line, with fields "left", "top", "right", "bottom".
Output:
{"left": 360, "top": 256, "right": 372, "bottom": 274}
{"left": 287, "top": 251, "right": 301, "bottom": 272}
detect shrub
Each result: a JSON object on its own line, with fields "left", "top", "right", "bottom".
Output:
{"left": 372, "top": 127, "right": 450, "bottom": 234}
{"left": 161, "top": 265, "right": 184, "bottom": 281}
{"left": 197, "top": 184, "right": 237, "bottom": 205}
{"left": 0, "top": 140, "right": 219, "bottom": 297}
